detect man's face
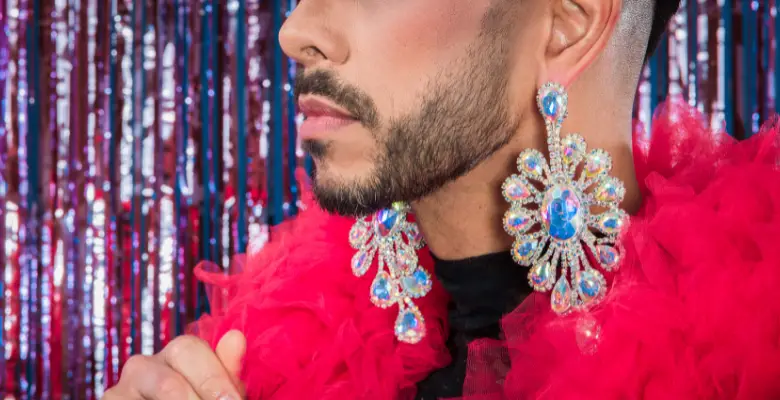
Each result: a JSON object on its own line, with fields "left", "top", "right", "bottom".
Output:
{"left": 281, "top": 0, "right": 536, "bottom": 216}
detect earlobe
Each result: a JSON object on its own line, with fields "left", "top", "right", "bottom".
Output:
{"left": 542, "top": 0, "right": 621, "bottom": 86}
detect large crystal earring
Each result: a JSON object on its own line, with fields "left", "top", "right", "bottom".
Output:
{"left": 502, "top": 82, "right": 628, "bottom": 315}
{"left": 349, "top": 202, "right": 432, "bottom": 344}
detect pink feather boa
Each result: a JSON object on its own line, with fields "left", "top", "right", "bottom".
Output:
{"left": 191, "top": 100, "right": 780, "bottom": 399}
{"left": 188, "top": 173, "right": 451, "bottom": 399}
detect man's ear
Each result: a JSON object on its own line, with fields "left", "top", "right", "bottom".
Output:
{"left": 540, "top": 0, "right": 622, "bottom": 85}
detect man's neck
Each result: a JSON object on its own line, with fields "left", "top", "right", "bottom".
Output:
{"left": 411, "top": 108, "right": 641, "bottom": 261}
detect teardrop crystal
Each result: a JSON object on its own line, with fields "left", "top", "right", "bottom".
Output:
{"left": 502, "top": 175, "right": 531, "bottom": 202}
{"left": 583, "top": 150, "right": 611, "bottom": 180}
{"left": 503, "top": 208, "right": 533, "bottom": 235}
{"left": 395, "top": 307, "right": 426, "bottom": 344}
{"left": 597, "top": 245, "right": 621, "bottom": 270}
{"left": 598, "top": 211, "right": 626, "bottom": 235}
{"left": 370, "top": 271, "right": 396, "bottom": 308}
{"left": 511, "top": 237, "right": 538, "bottom": 265}
{"left": 349, "top": 221, "right": 370, "bottom": 248}
{"left": 529, "top": 262, "right": 555, "bottom": 291}
{"left": 405, "top": 223, "right": 423, "bottom": 248}
{"left": 575, "top": 269, "right": 606, "bottom": 307}
{"left": 551, "top": 276, "right": 572, "bottom": 315}
{"left": 351, "top": 249, "right": 373, "bottom": 277}
{"left": 561, "top": 134, "right": 586, "bottom": 166}
{"left": 401, "top": 268, "right": 432, "bottom": 299}
{"left": 374, "top": 209, "right": 400, "bottom": 237}
{"left": 537, "top": 83, "right": 568, "bottom": 123}
{"left": 519, "top": 151, "right": 545, "bottom": 178}
{"left": 575, "top": 314, "right": 602, "bottom": 355}
{"left": 594, "top": 177, "right": 624, "bottom": 203}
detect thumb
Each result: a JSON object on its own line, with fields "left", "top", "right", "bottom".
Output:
{"left": 216, "top": 330, "right": 246, "bottom": 388}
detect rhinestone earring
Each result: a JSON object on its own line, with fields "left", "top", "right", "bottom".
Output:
{"left": 501, "top": 82, "right": 628, "bottom": 315}
{"left": 349, "top": 202, "right": 432, "bottom": 344}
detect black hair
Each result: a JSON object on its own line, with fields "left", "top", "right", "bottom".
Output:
{"left": 646, "top": 0, "right": 681, "bottom": 57}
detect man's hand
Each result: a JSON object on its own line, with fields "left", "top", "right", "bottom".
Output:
{"left": 103, "top": 330, "right": 246, "bottom": 400}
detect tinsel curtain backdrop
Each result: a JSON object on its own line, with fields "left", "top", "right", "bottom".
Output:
{"left": 0, "top": 0, "right": 776, "bottom": 398}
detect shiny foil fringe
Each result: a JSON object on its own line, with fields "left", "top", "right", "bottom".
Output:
{"left": 0, "top": 1, "right": 775, "bottom": 399}
{"left": 1, "top": 0, "right": 298, "bottom": 398}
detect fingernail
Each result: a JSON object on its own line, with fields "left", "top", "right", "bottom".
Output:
{"left": 217, "top": 394, "right": 239, "bottom": 400}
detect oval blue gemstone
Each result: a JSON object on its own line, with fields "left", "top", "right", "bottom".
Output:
{"left": 542, "top": 93, "right": 559, "bottom": 117}
{"left": 541, "top": 186, "right": 584, "bottom": 241}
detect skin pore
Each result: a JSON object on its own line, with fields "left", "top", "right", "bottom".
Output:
{"left": 282, "top": 0, "right": 652, "bottom": 260}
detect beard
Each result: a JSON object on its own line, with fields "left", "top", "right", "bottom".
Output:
{"left": 295, "top": 9, "right": 518, "bottom": 217}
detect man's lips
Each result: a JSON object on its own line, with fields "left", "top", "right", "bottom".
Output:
{"left": 298, "top": 95, "right": 356, "bottom": 119}
{"left": 297, "top": 95, "right": 358, "bottom": 139}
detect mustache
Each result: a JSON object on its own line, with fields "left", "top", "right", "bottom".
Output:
{"left": 294, "top": 69, "right": 379, "bottom": 129}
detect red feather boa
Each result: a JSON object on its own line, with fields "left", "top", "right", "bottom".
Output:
{"left": 191, "top": 100, "right": 780, "bottom": 399}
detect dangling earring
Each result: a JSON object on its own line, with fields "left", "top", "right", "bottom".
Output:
{"left": 349, "top": 202, "right": 432, "bottom": 344}
{"left": 502, "top": 82, "right": 627, "bottom": 315}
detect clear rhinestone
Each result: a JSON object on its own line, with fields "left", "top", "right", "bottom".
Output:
{"left": 394, "top": 246, "right": 417, "bottom": 274}
{"left": 405, "top": 224, "right": 423, "bottom": 247}
{"left": 575, "top": 314, "right": 602, "bottom": 355}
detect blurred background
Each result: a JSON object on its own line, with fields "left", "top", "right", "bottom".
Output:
{"left": 0, "top": 0, "right": 776, "bottom": 398}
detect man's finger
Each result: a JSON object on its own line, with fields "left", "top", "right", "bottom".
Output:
{"left": 106, "top": 354, "right": 200, "bottom": 400}
{"left": 215, "top": 330, "right": 246, "bottom": 380}
{"left": 158, "top": 335, "right": 243, "bottom": 400}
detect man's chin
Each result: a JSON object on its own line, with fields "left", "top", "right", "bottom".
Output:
{"left": 310, "top": 179, "right": 388, "bottom": 218}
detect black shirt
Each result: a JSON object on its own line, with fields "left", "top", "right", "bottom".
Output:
{"left": 415, "top": 251, "right": 531, "bottom": 399}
